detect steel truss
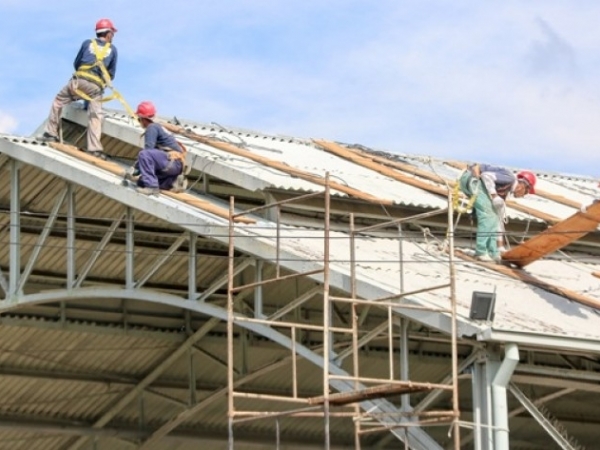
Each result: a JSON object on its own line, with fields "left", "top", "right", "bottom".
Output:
{"left": 1, "top": 152, "right": 455, "bottom": 449}
{"left": 0, "top": 143, "right": 595, "bottom": 450}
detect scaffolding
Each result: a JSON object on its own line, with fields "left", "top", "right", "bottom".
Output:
{"left": 225, "top": 176, "right": 461, "bottom": 449}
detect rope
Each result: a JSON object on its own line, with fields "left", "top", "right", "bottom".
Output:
{"left": 451, "top": 171, "right": 478, "bottom": 215}
{"left": 73, "top": 40, "right": 137, "bottom": 120}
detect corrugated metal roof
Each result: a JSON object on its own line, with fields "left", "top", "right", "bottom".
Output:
{"left": 7, "top": 114, "right": 600, "bottom": 345}
{"left": 95, "top": 110, "right": 600, "bottom": 228}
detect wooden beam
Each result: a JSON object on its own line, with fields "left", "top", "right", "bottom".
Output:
{"left": 160, "top": 123, "right": 393, "bottom": 205}
{"left": 502, "top": 202, "right": 600, "bottom": 267}
{"left": 313, "top": 140, "right": 448, "bottom": 196}
{"left": 48, "top": 143, "right": 254, "bottom": 224}
{"left": 317, "top": 143, "right": 561, "bottom": 224}
{"left": 455, "top": 250, "right": 600, "bottom": 310}
{"left": 308, "top": 381, "right": 451, "bottom": 406}
{"left": 317, "top": 141, "right": 455, "bottom": 188}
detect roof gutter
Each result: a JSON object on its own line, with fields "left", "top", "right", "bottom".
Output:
{"left": 479, "top": 328, "right": 600, "bottom": 354}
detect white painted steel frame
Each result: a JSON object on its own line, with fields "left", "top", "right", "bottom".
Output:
{"left": 0, "top": 131, "right": 596, "bottom": 449}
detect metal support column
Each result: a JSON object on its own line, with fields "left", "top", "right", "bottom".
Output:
{"left": 9, "top": 159, "right": 21, "bottom": 298}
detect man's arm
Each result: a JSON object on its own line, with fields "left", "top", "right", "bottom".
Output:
{"left": 73, "top": 40, "right": 89, "bottom": 70}
{"left": 107, "top": 46, "right": 118, "bottom": 80}
{"left": 143, "top": 125, "right": 159, "bottom": 149}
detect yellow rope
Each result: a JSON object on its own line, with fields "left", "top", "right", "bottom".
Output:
{"left": 451, "top": 173, "right": 477, "bottom": 214}
{"left": 73, "top": 40, "right": 137, "bottom": 120}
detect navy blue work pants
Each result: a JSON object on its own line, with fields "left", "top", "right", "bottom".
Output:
{"left": 137, "top": 149, "right": 183, "bottom": 190}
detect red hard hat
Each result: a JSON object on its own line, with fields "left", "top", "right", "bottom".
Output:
{"left": 517, "top": 170, "right": 536, "bottom": 194}
{"left": 136, "top": 101, "right": 156, "bottom": 120}
{"left": 95, "top": 18, "right": 117, "bottom": 33}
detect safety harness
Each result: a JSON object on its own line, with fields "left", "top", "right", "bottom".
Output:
{"left": 73, "top": 39, "right": 136, "bottom": 118}
{"left": 159, "top": 139, "right": 189, "bottom": 173}
{"left": 139, "top": 125, "right": 190, "bottom": 175}
{"left": 452, "top": 166, "right": 480, "bottom": 214}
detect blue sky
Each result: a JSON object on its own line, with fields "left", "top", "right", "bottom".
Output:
{"left": 2, "top": 1, "right": 600, "bottom": 176}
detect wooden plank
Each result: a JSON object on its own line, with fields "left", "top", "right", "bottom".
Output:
{"left": 502, "top": 202, "right": 600, "bottom": 267}
{"left": 316, "top": 143, "right": 561, "bottom": 224}
{"left": 308, "top": 382, "right": 441, "bottom": 406}
{"left": 50, "top": 142, "right": 121, "bottom": 173}
{"left": 313, "top": 140, "right": 448, "bottom": 196}
{"left": 160, "top": 123, "right": 393, "bottom": 206}
{"left": 48, "top": 143, "right": 254, "bottom": 224}
{"left": 455, "top": 250, "right": 600, "bottom": 310}
{"left": 319, "top": 141, "right": 456, "bottom": 188}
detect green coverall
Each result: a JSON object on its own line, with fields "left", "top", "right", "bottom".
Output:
{"left": 459, "top": 171, "right": 500, "bottom": 259}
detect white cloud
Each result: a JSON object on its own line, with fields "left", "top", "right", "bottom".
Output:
{"left": 0, "top": 111, "right": 18, "bottom": 134}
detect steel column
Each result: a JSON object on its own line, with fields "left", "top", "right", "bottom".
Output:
{"left": 9, "top": 159, "right": 21, "bottom": 297}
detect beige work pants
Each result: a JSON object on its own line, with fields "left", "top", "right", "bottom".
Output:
{"left": 44, "top": 77, "right": 104, "bottom": 152}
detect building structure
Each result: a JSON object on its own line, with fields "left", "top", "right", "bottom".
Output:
{"left": 0, "top": 105, "right": 597, "bottom": 449}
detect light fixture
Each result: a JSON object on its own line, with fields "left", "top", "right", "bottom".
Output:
{"left": 469, "top": 291, "right": 496, "bottom": 321}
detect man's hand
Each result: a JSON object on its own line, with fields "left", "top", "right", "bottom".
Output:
{"left": 492, "top": 195, "right": 505, "bottom": 210}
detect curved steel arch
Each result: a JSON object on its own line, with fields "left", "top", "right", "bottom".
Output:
{"left": 6, "top": 287, "right": 442, "bottom": 450}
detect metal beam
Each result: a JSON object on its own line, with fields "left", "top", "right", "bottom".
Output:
{"left": 125, "top": 207, "right": 134, "bottom": 289}
{"left": 508, "top": 388, "right": 574, "bottom": 420}
{"left": 66, "top": 183, "right": 76, "bottom": 289}
{"left": 18, "top": 187, "right": 68, "bottom": 292}
{"left": 0, "top": 416, "right": 355, "bottom": 450}
{"left": 65, "top": 313, "right": 222, "bottom": 450}
{"left": 9, "top": 159, "right": 21, "bottom": 297}
{"left": 509, "top": 383, "right": 580, "bottom": 450}
{"left": 188, "top": 231, "right": 197, "bottom": 299}
{"left": 74, "top": 213, "right": 125, "bottom": 287}
{"left": 137, "top": 350, "right": 300, "bottom": 448}
{"left": 135, "top": 233, "right": 187, "bottom": 288}
{"left": 7, "top": 288, "right": 444, "bottom": 450}
{"left": 0, "top": 136, "right": 484, "bottom": 343}
{"left": 195, "top": 257, "right": 253, "bottom": 302}
{"left": 335, "top": 321, "right": 388, "bottom": 364}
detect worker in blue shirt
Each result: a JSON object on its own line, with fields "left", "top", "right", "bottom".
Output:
{"left": 459, "top": 164, "right": 536, "bottom": 262}
{"left": 39, "top": 18, "right": 118, "bottom": 160}
{"left": 127, "top": 101, "right": 187, "bottom": 195}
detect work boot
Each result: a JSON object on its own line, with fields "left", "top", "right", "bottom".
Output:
{"left": 171, "top": 174, "right": 188, "bottom": 193}
{"left": 475, "top": 254, "right": 494, "bottom": 263}
{"left": 122, "top": 167, "right": 139, "bottom": 182}
{"left": 86, "top": 151, "right": 107, "bottom": 161}
{"left": 136, "top": 186, "right": 160, "bottom": 196}
{"left": 37, "top": 132, "right": 59, "bottom": 143}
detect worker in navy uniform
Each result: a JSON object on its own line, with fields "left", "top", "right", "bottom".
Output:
{"left": 459, "top": 164, "right": 536, "bottom": 262}
{"left": 39, "top": 18, "right": 118, "bottom": 160}
{"left": 128, "top": 101, "right": 187, "bottom": 196}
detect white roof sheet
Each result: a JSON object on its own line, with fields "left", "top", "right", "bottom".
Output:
{"left": 24, "top": 107, "right": 600, "bottom": 349}
{"left": 232, "top": 219, "right": 600, "bottom": 344}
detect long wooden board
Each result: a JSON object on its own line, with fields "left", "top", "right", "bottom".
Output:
{"left": 455, "top": 250, "right": 600, "bottom": 310}
{"left": 316, "top": 140, "right": 456, "bottom": 188}
{"left": 160, "top": 123, "right": 394, "bottom": 206}
{"left": 48, "top": 142, "right": 254, "bottom": 224}
{"left": 316, "top": 141, "right": 562, "bottom": 224}
{"left": 313, "top": 139, "right": 448, "bottom": 196}
{"left": 502, "top": 201, "right": 600, "bottom": 267}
